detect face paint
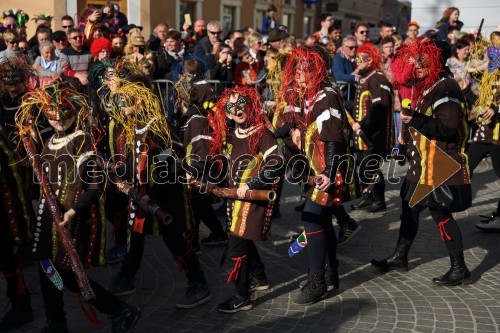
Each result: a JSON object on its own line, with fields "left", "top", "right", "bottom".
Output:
{"left": 225, "top": 94, "right": 248, "bottom": 115}
{"left": 356, "top": 53, "right": 370, "bottom": 64}
{"left": 118, "top": 95, "right": 132, "bottom": 107}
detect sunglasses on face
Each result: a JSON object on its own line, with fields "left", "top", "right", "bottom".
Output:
{"left": 346, "top": 46, "right": 357, "bottom": 50}
{"left": 70, "top": 36, "right": 82, "bottom": 40}
{"left": 208, "top": 30, "right": 222, "bottom": 35}
{"left": 233, "top": 37, "right": 244, "bottom": 41}
{"left": 62, "top": 25, "right": 74, "bottom": 29}
{"left": 358, "top": 30, "right": 368, "bottom": 34}
{"left": 5, "top": 24, "right": 15, "bottom": 29}
{"left": 54, "top": 39, "right": 67, "bottom": 43}
{"left": 8, "top": 40, "right": 19, "bottom": 45}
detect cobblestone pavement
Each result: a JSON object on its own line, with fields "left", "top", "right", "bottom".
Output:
{"left": 2, "top": 157, "right": 500, "bottom": 333}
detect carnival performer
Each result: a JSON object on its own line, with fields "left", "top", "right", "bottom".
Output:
{"left": 210, "top": 86, "right": 284, "bottom": 312}
{"left": 87, "top": 58, "right": 144, "bottom": 263}
{"left": 105, "top": 78, "right": 212, "bottom": 308}
{"left": 174, "top": 71, "right": 227, "bottom": 247}
{"left": 0, "top": 124, "right": 33, "bottom": 331}
{"left": 279, "top": 45, "right": 350, "bottom": 304}
{"left": 16, "top": 81, "right": 141, "bottom": 332}
{"left": 350, "top": 42, "right": 394, "bottom": 213}
{"left": 468, "top": 31, "right": 500, "bottom": 231}
{"left": 371, "top": 39, "right": 473, "bottom": 286}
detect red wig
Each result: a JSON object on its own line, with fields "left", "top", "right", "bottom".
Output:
{"left": 90, "top": 37, "right": 112, "bottom": 58}
{"left": 357, "top": 42, "right": 382, "bottom": 71}
{"left": 279, "top": 46, "right": 328, "bottom": 129}
{"left": 391, "top": 39, "right": 442, "bottom": 95}
{"left": 210, "top": 86, "right": 265, "bottom": 156}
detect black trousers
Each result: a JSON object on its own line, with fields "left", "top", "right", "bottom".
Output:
{"left": 0, "top": 204, "right": 26, "bottom": 300}
{"left": 356, "top": 150, "right": 385, "bottom": 200}
{"left": 105, "top": 190, "right": 129, "bottom": 245}
{"left": 301, "top": 199, "right": 337, "bottom": 271}
{"left": 191, "top": 191, "right": 225, "bottom": 238}
{"left": 227, "top": 236, "right": 265, "bottom": 299}
{"left": 121, "top": 224, "right": 206, "bottom": 284}
{"left": 39, "top": 264, "right": 120, "bottom": 322}
{"left": 398, "top": 201, "right": 463, "bottom": 253}
{"left": 467, "top": 143, "right": 500, "bottom": 215}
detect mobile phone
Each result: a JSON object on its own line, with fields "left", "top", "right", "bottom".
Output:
{"left": 184, "top": 14, "right": 192, "bottom": 26}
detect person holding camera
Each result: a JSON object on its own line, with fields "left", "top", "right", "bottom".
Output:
{"left": 207, "top": 44, "right": 234, "bottom": 85}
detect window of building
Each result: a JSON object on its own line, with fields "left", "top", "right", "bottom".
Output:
{"left": 179, "top": 1, "right": 195, "bottom": 28}
{"left": 303, "top": 16, "right": 312, "bottom": 35}
{"left": 222, "top": 6, "right": 234, "bottom": 33}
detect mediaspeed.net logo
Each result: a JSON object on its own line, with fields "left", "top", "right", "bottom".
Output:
{"left": 407, "top": 127, "right": 461, "bottom": 207}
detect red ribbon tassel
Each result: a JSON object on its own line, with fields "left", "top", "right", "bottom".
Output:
{"left": 438, "top": 218, "right": 452, "bottom": 242}
{"left": 226, "top": 254, "right": 248, "bottom": 284}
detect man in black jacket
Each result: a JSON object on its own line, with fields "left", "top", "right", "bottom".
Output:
{"left": 194, "top": 20, "right": 222, "bottom": 62}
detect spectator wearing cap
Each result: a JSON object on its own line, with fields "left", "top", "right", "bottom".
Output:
{"left": 125, "top": 30, "right": 154, "bottom": 76}
{"left": 374, "top": 22, "right": 393, "bottom": 45}
{"left": 262, "top": 5, "right": 278, "bottom": 34}
{"left": 59, "top": 27, "right": 92, "bottom": 86}
{"left": 354, "top": 23, "right": 369, "bottom": 46}
{"left": 33, "top": 41, "right": 63, "bottom": 86}
{"left": 266, "top": 30, "right": 287, "bottom": 50}
{"left": 405, "top": 21, "right": 419, "bottom": 44}
{"left": 194, "top": 20, "right": 223, "bottom": 62}
{"left": 61, "top": 15, "right": 75, "bottom": 34}
{"left": 147, "top": 22, "right": 169, "bottom": 52}
{"left": 123, "top": 24, "right": 144, "bottom": 41}
{"left": 51, "top": 30, "right": 68, "bottom": 56}
{"left": 90, "top": 37, "right": 112, "bottom": 61}
{"left": 313, "top": 13, "right": 335, "bottom": 48}
{"left": 154, "top": 30, "right": 187, "bottom": 80}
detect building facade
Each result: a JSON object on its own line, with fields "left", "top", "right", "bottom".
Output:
{"left": 1, "top": 0, "right": 411, "bottom": 43}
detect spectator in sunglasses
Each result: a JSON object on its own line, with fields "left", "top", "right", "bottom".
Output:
{"left": 1, "top": 16, "right": 16, "bottom": 31}
{"left": 194, "top": 20, "right": 222, "bottom": 61}
{"left": 0, "top": 30, "right": 23, "bottom": 62}
{"left": 332, "top": 35, "right": 361, "bottom": 98}
{"left": 51, "top": 30, "right": 68, "bottom": 56}
{"left": 354, "top": 22, "right": 369, "bottom": 46}
{"left": 247, "top": 32, "right": 265, "bottom": 66}
{"left": 59, "top": 28, "right": 92, "bottom": 86}
{"left": 61, "top": 15, "right": 75, "bottom": 34}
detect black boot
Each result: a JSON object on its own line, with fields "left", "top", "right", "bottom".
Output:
{"left": 325, "top": 260, "right": 339, "bottom": 291}
{"left": 367, "top": 179, "right": 386, "bottom": 212}
{"left": 293, "top": 269, "right": 327, "bottom": 305}
{"left": 0, "top": 293, "right": 33, "bottom": 332}
{"left": 351, "top": 192, "right": 374, "bottom": 210}
{"left": 433, "top": 251, "right": 473, "bottom": 286}
{"left": 371, "top": 240, "right": 411, "bottom": 271}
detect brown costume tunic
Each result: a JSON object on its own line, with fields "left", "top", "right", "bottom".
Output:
{"left": 33, "top": 130, "right": 105, "bottom": 268}
{"left": 227, "top": 126, "right": 281, "bottom": 241}
{"left": 354, "top": 70, "right": 394, "bottom": 154}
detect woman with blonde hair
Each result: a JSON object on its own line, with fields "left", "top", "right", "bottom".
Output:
{"left": 0, "top": 30, "right": 24, "bottom": 62}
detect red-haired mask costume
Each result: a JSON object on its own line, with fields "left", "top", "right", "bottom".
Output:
{"left": 371, "top": 39, "right": 473, "bottom": 286}
{"left": 210, "top": 86, "right": 284, "bottom": 309}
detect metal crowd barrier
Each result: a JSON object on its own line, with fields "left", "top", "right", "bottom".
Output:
{"left": 336, "top": 81, "right": 357, "bottom": 101}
